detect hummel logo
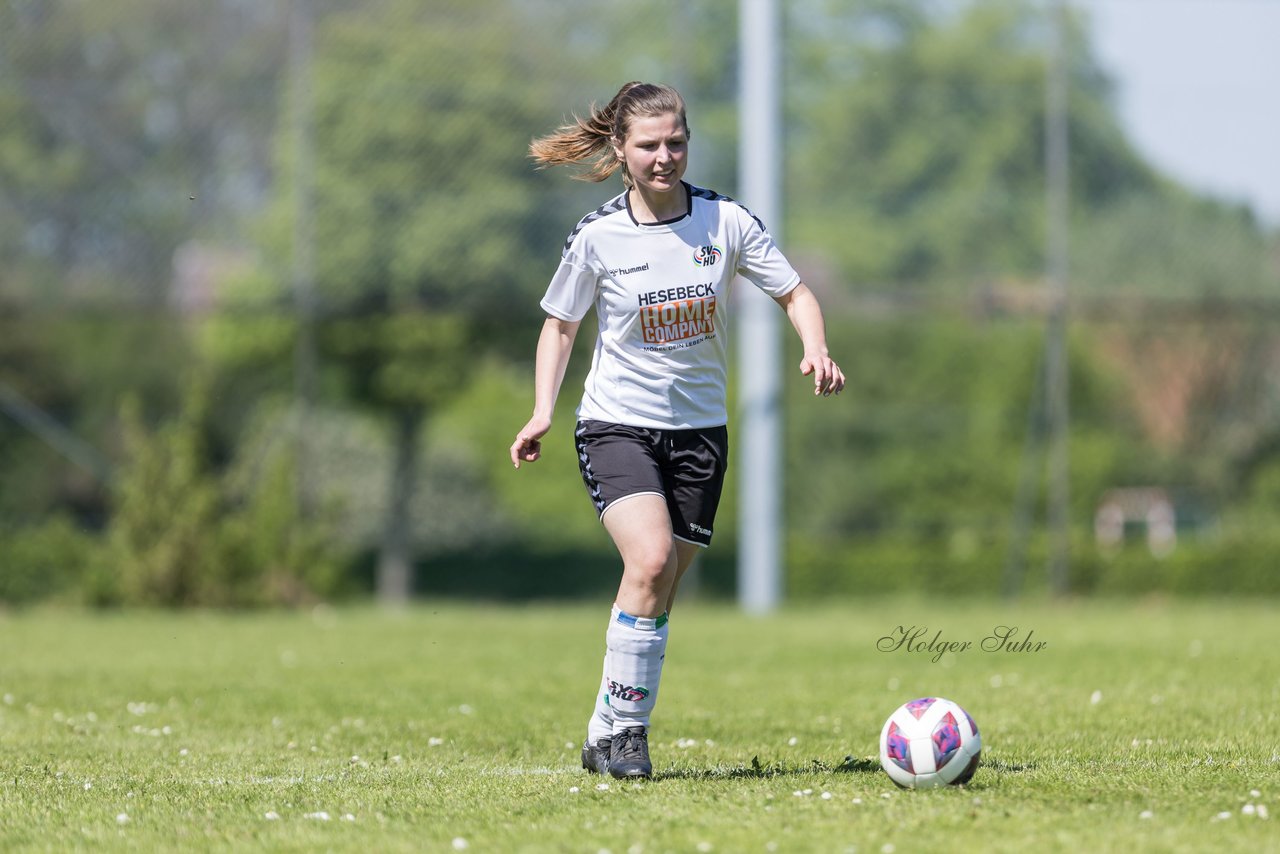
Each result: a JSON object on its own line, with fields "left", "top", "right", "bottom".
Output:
{"left": 608, "top": 263, "right": 650, "bottom": 277}
{"left": 689, "top": 522, "right": 712, "bottom": 536}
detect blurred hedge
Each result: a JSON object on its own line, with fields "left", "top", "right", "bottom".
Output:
{"left": 0, "top": 516, "right": 97, "bottom": 605}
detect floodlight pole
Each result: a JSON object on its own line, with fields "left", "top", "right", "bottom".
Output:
{"left": 737, "top": 0, "right": 783, "bottom": 614}
{"left": 1045, "top": 0, "right": 1071, "bottom": 594}
{"left": 289, "top": 0, "right": 319, "bottom": 517}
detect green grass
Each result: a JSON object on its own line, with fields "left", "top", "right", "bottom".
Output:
{"left": 1, "top": 597, "right": 1277, "bottom": 852}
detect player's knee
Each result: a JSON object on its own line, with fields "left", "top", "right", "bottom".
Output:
{"left": 626, "top": 542, "right": 677, "bottom": 588}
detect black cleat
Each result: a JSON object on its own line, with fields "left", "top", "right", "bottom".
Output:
{"left": 608, "top": 727, "right": 652, "bottom": 780}
{"left": 581, "top": 737, "right": 611, "bottom": 775}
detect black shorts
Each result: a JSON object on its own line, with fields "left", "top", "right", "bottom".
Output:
{"left": 574, "top": 419, "right": 729, "bottom": 547}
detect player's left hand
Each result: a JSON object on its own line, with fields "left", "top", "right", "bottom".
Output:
{"left": 800, "top": 351, "right": 845, "bottom": 397}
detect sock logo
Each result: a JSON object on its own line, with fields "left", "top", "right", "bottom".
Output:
{"left": 608, "top": 680, "right": 650, "bottom": 702}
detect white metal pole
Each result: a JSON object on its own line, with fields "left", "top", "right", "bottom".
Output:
{"left": 289, "top": 0, "right": 318, "bottom": 518}
{"left": 1045, "top": 0, "right": 1071, "bottom": 594}
{"left": 737, "top": 0, "right": 783, "bottom": 614}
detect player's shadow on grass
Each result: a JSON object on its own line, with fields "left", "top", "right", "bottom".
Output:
{"left": 978, "top": 757, "right": 1035, "bottom": 774}
{"left": 659, "top": 754, "right": 882, "bottom": 781}
{"left": 659, "top": 755, "right": 1034, "bottom": 782}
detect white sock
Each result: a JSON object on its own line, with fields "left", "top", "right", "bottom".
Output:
{"left": 586, "top": 648, "right": 613, "bottom": 745}
{"left": 586, "top": 605, "right": 625, "bottom": 744}
{"left": 605, "top": 606, "right": 669, "bottom": 735}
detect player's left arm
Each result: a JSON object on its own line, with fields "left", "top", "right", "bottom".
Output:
{"left": 773, "top": 282, "right": 845, "bottom": 397}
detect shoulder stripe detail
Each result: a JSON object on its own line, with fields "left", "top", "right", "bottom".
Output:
{"left": 563, "top": 192, "right": 628, "bottom": 257}
{"left": 689, "top": 184, "right": 767, "bottom": 233}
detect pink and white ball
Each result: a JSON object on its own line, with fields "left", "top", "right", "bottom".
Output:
{"left": 879, "top": 697, "right": 981, "bottom": 788}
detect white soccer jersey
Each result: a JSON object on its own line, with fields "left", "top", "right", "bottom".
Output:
{"left": 541, "top": 182, "right": 801, "bottom": 430}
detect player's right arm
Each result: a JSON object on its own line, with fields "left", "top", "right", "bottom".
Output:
{"left": 510, "top": 315, "right": 581, "bottom": 468}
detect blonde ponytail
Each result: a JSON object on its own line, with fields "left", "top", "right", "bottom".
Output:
{"left": 529, "top": 82, "right": 688, "bottom": 186}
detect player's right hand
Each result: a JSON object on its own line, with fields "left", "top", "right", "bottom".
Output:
{"left": 510, "top": 415, "right": 551, "bottom": 469}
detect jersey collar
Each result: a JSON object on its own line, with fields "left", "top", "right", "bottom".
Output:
{"left": 626, "top": 182, "right": 693, "bottom": 228}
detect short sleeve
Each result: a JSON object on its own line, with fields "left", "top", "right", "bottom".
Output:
{"left": 540, "top": 244, "right": 599, "bottom": 321}
{"left": 735, "top": 210, "right": 801, "bottom": 298}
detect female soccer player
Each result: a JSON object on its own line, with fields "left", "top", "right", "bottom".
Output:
{"left": 509, "top": 82, "right": 844, "bottom": 780}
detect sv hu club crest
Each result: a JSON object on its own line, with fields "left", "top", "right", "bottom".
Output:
{"left": 693, "top": 244, "right": 722, "bottom": 267}
{"left": 608, "top": 680, "right": 650, "bottom": 703}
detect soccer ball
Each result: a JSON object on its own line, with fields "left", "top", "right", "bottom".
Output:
{"left": 879, "top": 697, "right": 981, "bottom": 789}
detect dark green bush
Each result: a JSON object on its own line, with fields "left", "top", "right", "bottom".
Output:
{"left": 0, "top": 516, "right": 97, "bottom": 605}
{"left": 97, "top": 391, "right": 346, "bottom": 607}
{"left": 785, "top": 528, "right": 1280, "bottom": 599}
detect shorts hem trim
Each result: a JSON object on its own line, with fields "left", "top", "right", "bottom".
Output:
{"left": 598, "top": 491, "right": 667, "bottom": 522}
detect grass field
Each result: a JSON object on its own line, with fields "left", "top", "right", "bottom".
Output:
{"left": 1, "top": 597, "right": 1277, "bottom": 852}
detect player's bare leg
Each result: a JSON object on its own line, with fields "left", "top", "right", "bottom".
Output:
{"left": 664, "top": 541, "right": 703, "bottom": 615}
{"left": 591, "top": 494, "right": 679, "bottom": 778}
{"left": 605, "top": 494, "right": 679, "bottom": 618}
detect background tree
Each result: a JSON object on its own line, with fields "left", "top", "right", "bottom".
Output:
{"left": 0, "top": 0, "right": 287, "bottom": 530}
{"left": 1, "top": 0, "right": 1277, "bottom": 605}
{"left": 0, "top": 0, "right": 286, "bottom": 299}
{"left": 259, "top": 0, "right": 565, "bottom": 602}
{"left": 787, "top": 0, "right": 1157, "bottom": 287}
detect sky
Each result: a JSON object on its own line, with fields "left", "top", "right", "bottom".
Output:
{"left": 1075, "top": 0, "right": 1280, "bottom": 226}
